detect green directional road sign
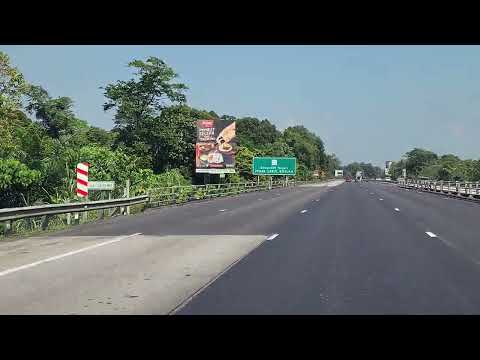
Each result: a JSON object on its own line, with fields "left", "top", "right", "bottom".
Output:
{"left": 88, "top": 181, "right": 115, "bottom": 191}
{"left": 252, "top": 157, "right": 296, "bottom": 175}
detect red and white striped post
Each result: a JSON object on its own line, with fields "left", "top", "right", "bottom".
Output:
{"left": 76, "top": 162, "right": 89, "bottom": 198}
{"left": 76, "top": 162, "right": 89, "bottom": 223}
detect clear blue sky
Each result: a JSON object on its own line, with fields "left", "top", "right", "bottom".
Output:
{"left": 2, "top": 45, "right": 480, "bottom": 167}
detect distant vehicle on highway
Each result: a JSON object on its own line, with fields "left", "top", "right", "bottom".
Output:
{"left": 355, "top": 171, "right": 363, "bottom": 182}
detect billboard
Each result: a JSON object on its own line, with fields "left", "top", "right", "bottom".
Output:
{"left": 195, "top": 119, "right": 237, "bottom": 174}
{"left": 334, "top": 169, "right": 343, "bottom": 177}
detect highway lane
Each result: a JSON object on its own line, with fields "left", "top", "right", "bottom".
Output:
{"left": 362, "top": 182, "right": 480, "bottom": 264}
{"left": 2, "top": 179, "right": 480, "bottom": 314}
{"left": 178, "top": 181, "right": 480, "bottom": 314}
{"left": 0, "top": 181, "right": 339, "bottom": 314}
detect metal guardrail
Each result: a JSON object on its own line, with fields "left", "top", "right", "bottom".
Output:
{"left": 0, "top": 179, "right": 328, "bottom": 236}
{"left": 146, "top": 179, "right": 324, "bottom": 207}
{"left": 397, "top": 179, "right": 480, "bottom": 198}
{"left": 0, "top": 196, "right": 149, "bottom": 223}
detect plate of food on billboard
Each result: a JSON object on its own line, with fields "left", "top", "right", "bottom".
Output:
{"left": 196, "top": 119, "right": 237, "bottom": 173}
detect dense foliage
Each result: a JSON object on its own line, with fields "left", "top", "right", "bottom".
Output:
{"left": 0, "top": 51, "right": 333, "bottom": 208}
{"left": 388, "top": 148, "right": 480, "bottom": 182}
{"left": 343, "top": 162, "right": 383, "bottom": 179}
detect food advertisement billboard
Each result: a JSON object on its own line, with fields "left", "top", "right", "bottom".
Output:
{"left": 195, "top": 119, "right": 237, "bottom": 173}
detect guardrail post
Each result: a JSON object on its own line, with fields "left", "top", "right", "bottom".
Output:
{"left": 80, "top": 196, "right": 87, "bottom": 223}
{"left": 3, "top": 220, "right": 12, "bottom": 236}
{"left": 125, "top": 179, "right": 131, "bottom": 215}
{"left": 66, "top": 200, "right": 72, "bottom": 225}
{"left": 41, "top": 215, "right": 51, "bottom": 231}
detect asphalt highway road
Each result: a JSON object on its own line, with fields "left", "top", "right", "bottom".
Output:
{"left": 2, "top": 180, "right": 480, "bottom": 314}
{"left": 178, "top": 181, "right": 480, "bottom": 314}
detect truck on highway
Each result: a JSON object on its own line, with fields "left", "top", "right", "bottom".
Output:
{"left": 355, "top": 171, "right": 363, "bottom": 182}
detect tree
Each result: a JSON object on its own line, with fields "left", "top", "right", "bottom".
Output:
{"left": 0, "top": 51, "right": 27, "bottom": 118}
{"left": 373, "top": 166, "right": 383, "bottom": 179}
{"left": 103, "top": 57, "right": 188, "bottom": 153}
{"left": 0, "top": 159, "right": 42, "bottom": 208}
{"left": 344, "top": 162, "right": 362, "bottom": 177}
{"left": 236, "top": 117, "right": 280, "bottom": 149}
{"left": 325, "top": 153, "right": 341, "bottom": 176}
{"left": 86, "top": 126, "right": 115, "bottom": 147}
{"left": 26, "top": 85, "right": 82, "bottom": 139}
{"left": 263, "top": 137, "right": 294, "bottom": 157}
{"left": 147, "top": 105, "right": 206, "bottom": 176}
{"left": 419, "top": 164, "right": 442, "bottom": 179}
{"left": 388, "top": 159, "right": 406, "bottom": 180}
{"left": 283, "top": 126, "right": 326, "bottom": 171}
{"left": 235, "top": 146, "right": 259, "bottom": 180}
{"left": 405, "top": 148, "right": 438, "bottom": 177}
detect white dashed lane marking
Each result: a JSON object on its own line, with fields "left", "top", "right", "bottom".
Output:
{"left": 300, "top": 210, "right": 308, "bottom": 214}
{"left": 218, "top": 209, "right": 227, "bottom": 212}
{"left": 394, "top": 208, "right": 400, "bottom": 212}
{"left": 266, "top": 233, "right": 279, "bottom": 241}
{"left": 426, "top": 232, "right": 438, "bottom": 238}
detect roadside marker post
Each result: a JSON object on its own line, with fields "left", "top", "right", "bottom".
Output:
{"left": 76, "top": 162, "right": 89, "bottom": 198}
{"left": 76, "top": 162, "right": 90, "bottom": 223}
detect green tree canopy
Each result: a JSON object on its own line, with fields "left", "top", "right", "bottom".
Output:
{"left": 405, "top": 148, "right": 438, "bottom": 177}
{"left": 236, "top": 117, "right": 280, "bottom": 149}
{"left": 103, "top": 57, "right": 188, "bottom": 150}
{"left": 283, "top": 126, "right": 326, "bottom": 171}
{"left": 0, "top": 51, "right": 27, "bottom": 118}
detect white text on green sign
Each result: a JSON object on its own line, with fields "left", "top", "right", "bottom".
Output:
{"left": 252, "top": 157, "right": 296, "bottom": 175}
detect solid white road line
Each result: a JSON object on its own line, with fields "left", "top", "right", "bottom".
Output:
{"left": 266, "top": 233, "right": 279, "bottom": 241}
{"left": 300, "top": 210, "right": 308, "bottom": 214}
{"left": 0, "top": 233, "right": 142, "bottom": 278}
{"left": 394, "top": 208, "right": 400, "bottom": 211}
{"left": 426, "top": 232, "right": 438, "bottom": 238}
